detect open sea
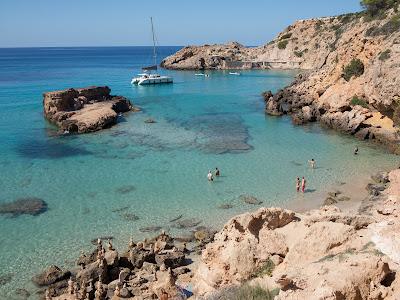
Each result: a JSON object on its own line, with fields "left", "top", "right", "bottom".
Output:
{"left": 0, "top": 46, "right": 398, "bottom": 298}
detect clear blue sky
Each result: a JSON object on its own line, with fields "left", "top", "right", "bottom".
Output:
{"left": 0, "top": 0, "right": 362, "bottom": 48}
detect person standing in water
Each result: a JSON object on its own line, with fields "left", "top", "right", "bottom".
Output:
{"left": 354, "top": 146, "right": 359, "bottom": 155}
{"left": 207, "top": 170, "right": 214, "bottom": 182}
{"left": 301, "top": 177, "right": 306, "bottom": 193}
{"left": 296, "top": 177, "right": 300, "bottom": 192}
{"left": 215, "top": 167, "right": 220, "bottom": 177}
{"left": 308, "top": 158, "right": 316, "bottom": 169}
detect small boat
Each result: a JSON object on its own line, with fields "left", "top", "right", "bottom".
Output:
{"left": 131, "top": 17, "right": 173, "bottom": 86}
{"left": 229, "top": 72, "right": 241, "bottom": 76}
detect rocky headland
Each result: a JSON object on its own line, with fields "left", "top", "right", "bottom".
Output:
{"left": 162, "top": 5, "right": 400, "bottom": 153}
{"left": 43, "top": 86, "right": 134, "bottom": 134}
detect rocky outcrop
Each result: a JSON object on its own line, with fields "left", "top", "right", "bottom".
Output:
{"left": 40, "top": 233, "right": 193, "bottom": 300}
{"left": 194, "top": 169, "right": 400, "bottom": 299}
{"left": 43, "top": 86, "right": 133, "bottom": 134}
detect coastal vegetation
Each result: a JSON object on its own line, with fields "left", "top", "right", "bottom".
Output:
{"left": 220, "top": 284, "right": 279, "bottom": 300}
{"left": 342, "top": 58, "right": 365, "bottom": 81}
{"left": 350, "top": 96, "right": 369, "bottom": 108}
{"left": 379, "top": 49, "right": 391, "bottom": 60}
{"left": 277, "top": 39, "right": 289, "bottom": 49}
{"left": 361, "top": 0, "right": 399, "bottom": 16}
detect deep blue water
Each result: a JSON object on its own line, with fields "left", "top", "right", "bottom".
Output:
{"left": 0, "top": 46, "right": 397, "bottom": 298}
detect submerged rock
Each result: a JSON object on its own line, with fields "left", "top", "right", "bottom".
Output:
{"left": 239, "top": 194, "right": 263, "bottom": 205}
{"left": 115, "top": 185, "right": 136, "bottom": 194}
{"left": 174, "top": 218, "right": 202, "bottom": 229}
{"left": 121, "top": 212, "right": 140, "bottom": 222}
{"left": 139, "top": 226, "right": 162, "bottom": 233}
{"left": 0, "top": 273, "right": 13, "bottom": 286}
{"left": 217, "top": 203, "right": 234, "bottom": 209}
{"left": 169, "top": 214, "right": 183, "bottom": 222}
{"left": 0, "top": 198, "right": 47, "bottom": 217}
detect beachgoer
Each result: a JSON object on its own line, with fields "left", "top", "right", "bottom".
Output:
{"left": 308, "top": 158, "right": 316, "bottom": 169}
{"left": 301, "top": 177, "right": 306, "bottom": 193}
{"left": 354, "top": 146, "right": 359, "bottom": 155}
{"left": 296, "top": 177, "right": 300, "bottom": 192}
{"left": 215, "top": 167, "right": 220, "bottom": 177}
{"left": 207, "top": 170, "right": 214, "bottom": 181}
{"left": 160, "top": 289, "right": 169, "bottom": 300}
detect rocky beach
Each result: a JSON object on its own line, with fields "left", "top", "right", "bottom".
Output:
{"left": 2, "top": 1, "right": 400, "bottom": 299}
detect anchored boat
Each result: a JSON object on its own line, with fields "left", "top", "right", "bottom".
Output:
{"left": 131, "top": 17, "right": 173, "bottom": 86}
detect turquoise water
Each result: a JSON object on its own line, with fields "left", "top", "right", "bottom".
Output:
{"left": 0, "top": 47, "right": 398, "bottom": 298}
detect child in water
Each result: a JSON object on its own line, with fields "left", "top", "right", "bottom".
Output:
{"left": 296, "top": 177, "right": 300, "bottom": 192}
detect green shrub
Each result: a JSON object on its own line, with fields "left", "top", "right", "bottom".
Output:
{"left": 277, "top": 40, "right": 289, "bottom": 49}
{"left": 342, "top": 59, "right": 365, "bottom": 81}
{"left": 252, "top": 259, "right": 275, "bottom": 278}
{"left": 350, "top": 96, "right": 369, "bottom": 108}
{"left": 366, "top": 14, "right": 400, "bottom": 36}
{"left": 220, "top": 284, "right": 279, "bottom": 300}
{"left": 315, "top": 20, "right": 324, "bottom": 31}
{"left": 361, "top": 0, "right": 400, "bottom": 16}
{"left": 280, "top": 32, "right": 292, "bottom": 40}
{"left": 379, "top": 49, "right": 391, "bottom": 60}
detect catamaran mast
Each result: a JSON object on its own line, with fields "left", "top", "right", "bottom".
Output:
{"left": 150, "top": 17, "right": 157, "bottom": 67}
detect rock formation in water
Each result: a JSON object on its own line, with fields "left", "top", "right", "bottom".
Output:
{"left": 193, "top": 169, "right": 400, "bottom": 299}
{"left": 43, "top": 86, "right": 133, "bottom": 134}
{"left": 162, "top": 5, "right": 400, "bottom": 153}
{"left": 0, "top": 197, "right": 47, "bottom": 217}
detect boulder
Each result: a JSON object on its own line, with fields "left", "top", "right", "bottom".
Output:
{"left": 155, "top": 251, "right": 185, "bottom": 269}
{"left": 32, "top": 265, "right": 70, "bottom": 287}
{"left": 43, "top": 86, "right": 133, "bottom": 134}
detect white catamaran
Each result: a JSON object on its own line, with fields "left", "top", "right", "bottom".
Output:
{"left": 131, "top": 18, "right": 173, "bottom": 85}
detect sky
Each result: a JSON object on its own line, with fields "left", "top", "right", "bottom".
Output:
{"left": 0, "top": 0, "right": 362, "bottom": 48}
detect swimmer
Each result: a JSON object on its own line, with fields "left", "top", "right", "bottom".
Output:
{"left": 354, "top": 146, "right": 359, "bottom": 155}
{"left": 215, "top": 167, "right": 220, "bottom": 177}
{"left": 301, "top": 177, "right": 306, "bottom": 193}
{"left": 207, "top": 170, "right": 214, "bottom": 181}
{"left": 308, "top": 158, "right": 316, "bottom": 169}
{"left": 296, "top": 177, "right": 300, "bottom": 192}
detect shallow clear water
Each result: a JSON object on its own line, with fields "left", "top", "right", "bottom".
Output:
{"left": 0, "top": 47, "right": 398, "bottom": 298}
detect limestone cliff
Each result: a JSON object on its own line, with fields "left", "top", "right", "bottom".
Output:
{"left": 162, "top": 8, "right": 400, "bottom": 152}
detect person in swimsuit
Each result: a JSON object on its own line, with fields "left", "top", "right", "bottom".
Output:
{"left": 308, "top": 158, "right": 316, "bottom": 169}
{"left": 207, "top": 170, "right": 214, "bottom": 181}
{"left": 354, "top": 146, "right": 359, "bottom": 155}
{"left": 215, "top": 167, "right": 220, "bottom": 177}
{"left": 301, "top": 177, "right": 306, "bottom": 193}
{"left": 296, "top": 177, "right": 300, "bottom": 192}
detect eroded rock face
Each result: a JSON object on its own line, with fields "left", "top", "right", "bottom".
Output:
{"left": 193, "top": 208, "right": 296, "bottom": 294}
{"left": 43, "top": 86, "right": 133, "bottom": 134}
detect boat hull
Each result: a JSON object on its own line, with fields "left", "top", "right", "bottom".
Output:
{"left": 131, "top": 76, "right": 173, "bottom": 85}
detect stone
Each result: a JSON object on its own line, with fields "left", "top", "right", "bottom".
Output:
{"left": 0, "top": 198, "right": 47, "bottom": 217}
{"left": 239, "top": 194, "right": 263, "bottom": 205}
{"left": 155, "top": 251, "right": 185, "bottom": 269}
{"left": 174, "top": 218, "right": 202, "bottom": 229}
{"left": 32, "top": 266, "right": 70, "bottom": 287}
{"left": 43, "top": 86, "right": 133, "bottom": 134}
